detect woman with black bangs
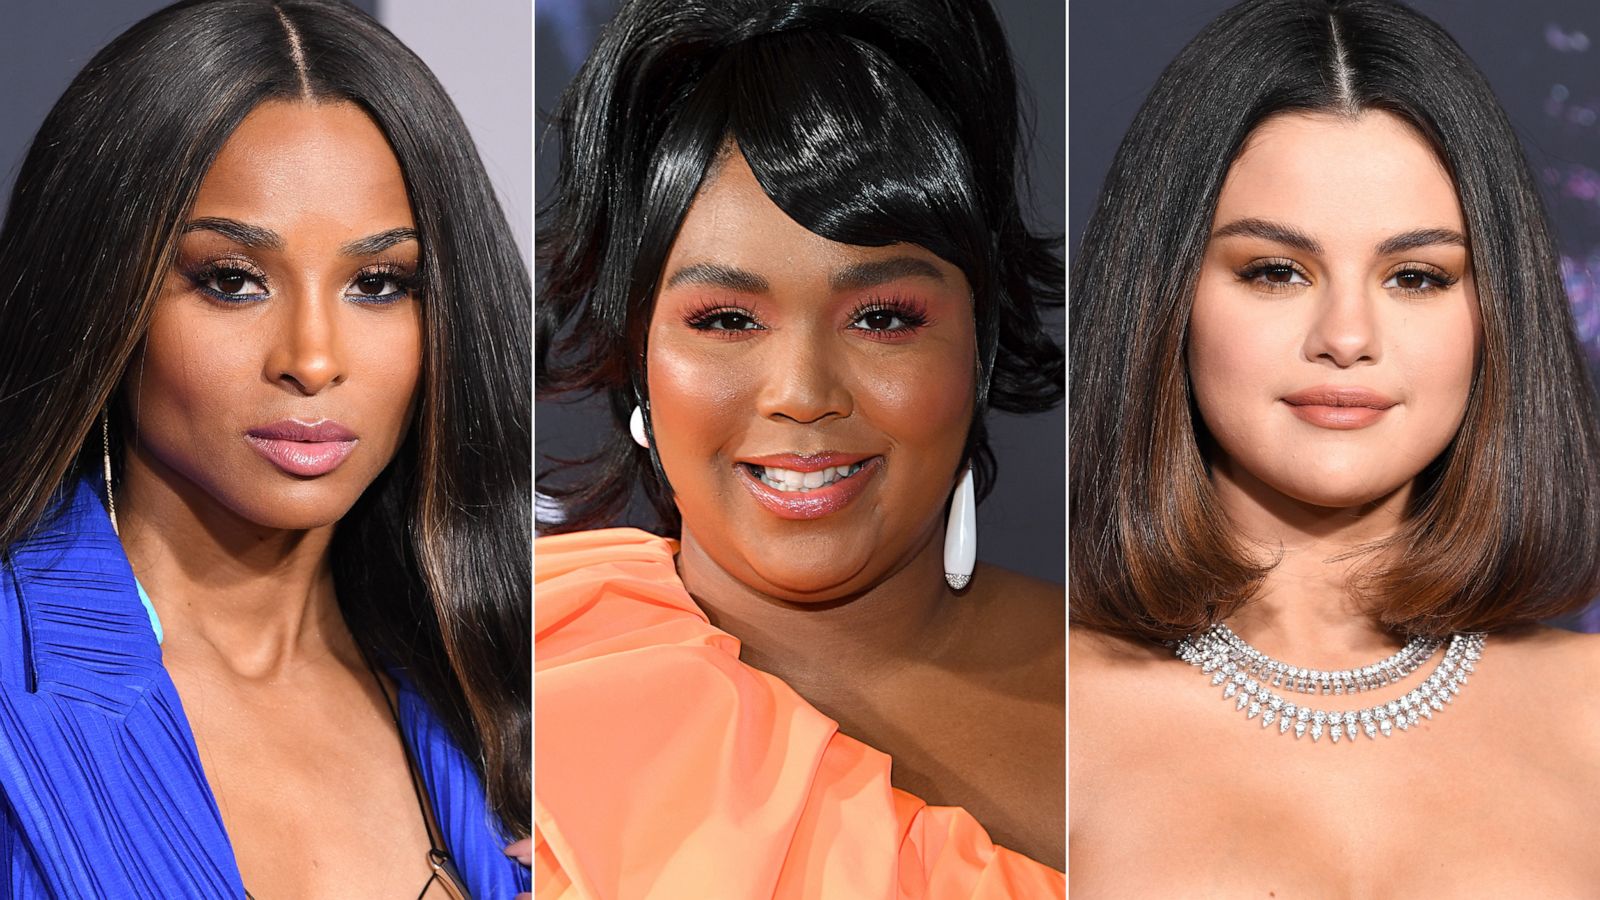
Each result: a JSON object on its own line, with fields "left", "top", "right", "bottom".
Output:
{"left": 535, "top": 0, "right": 1064, "bottom": 893}
{"left": 1071, "top": 0, "right": 1600, "bottom": 893}
{"left": 0, "top": 1, "right": 529, "bottom": 896}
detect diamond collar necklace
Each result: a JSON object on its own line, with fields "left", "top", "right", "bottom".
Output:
{"left": 1174, "top": 625, "right": 1485, "bottom": 743}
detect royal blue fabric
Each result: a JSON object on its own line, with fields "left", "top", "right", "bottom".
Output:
{"left": 0, "top": 480, "right": 529, "bottom": 898}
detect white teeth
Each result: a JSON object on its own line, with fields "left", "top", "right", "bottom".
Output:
{"left": 754, "top": 462, "right": 866, "bottom": 492}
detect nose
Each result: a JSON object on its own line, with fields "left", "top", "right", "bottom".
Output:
{"left": 1302, "top": 277, "right": 1380, "bottom": 368}
{"left": 266, "top": 290, "right": 346, "bottom": 395}
{"left": 754, "top": 327, "right": 853, "bottom": 424}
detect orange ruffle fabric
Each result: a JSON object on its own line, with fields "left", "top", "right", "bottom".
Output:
{"left": 534, "top": 528, "right": 1065, "bottom": 899}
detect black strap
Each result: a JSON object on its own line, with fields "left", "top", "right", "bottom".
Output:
{"left": 242, "top": 653, "right": 467, "bottom": 899}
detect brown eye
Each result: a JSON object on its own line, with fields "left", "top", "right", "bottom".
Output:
{"left": 1261, "top": 266, "right": 1296, "bottom": 284}
{"left": 1384, "top": 268, "right": 1450, "bottom": 294}
{"left": 196, "top": 266, "right": 267, "bottom": 302}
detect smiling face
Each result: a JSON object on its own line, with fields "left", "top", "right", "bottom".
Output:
{"left": 647, "top": 148, "right": 976, "bottom": 600}
{"left": 1187, "top": 111, "right": 1481, "bottom": 519}
{"left": 120, "top": 100, "right": 423, "bottom": 531}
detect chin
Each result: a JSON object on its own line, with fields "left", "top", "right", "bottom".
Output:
{"left": 738, "top": 548, "right": 878, "bottom": 603}
{"left": 226, "top": 480, "right": 368, "bottom": 531}
{"left": 1271, "top": 471, "right": 1409, "bottom": 511}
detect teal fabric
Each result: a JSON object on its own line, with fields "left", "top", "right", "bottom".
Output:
{"left": 134, "top": 578, "right": 163, "bottom": 645}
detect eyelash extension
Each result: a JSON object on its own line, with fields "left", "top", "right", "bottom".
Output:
{"left": 348, "top": 262, "right": 425, "bottom": 303}
{"left": 846, "top": 294, "right": 932, "bottom": 332}
{"left": 1388, "top": 264, "right": 1458, "bottom": 295}
{"left": 1234, "top": 258, "right": 1308, "bottom": 291}
{"left": 682, "top": 301, "right": 762, "bottom": 331}
{"left": 184, "top": 258, "right": 270, "bottom": 303}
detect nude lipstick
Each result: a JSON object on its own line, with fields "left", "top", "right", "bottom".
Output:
{"left": 1281, "top": 386, "right": 1397, "bottom": 430}
{"left": 735, "top": 452, "right": 881, "bottom": 520}
{"left": 246, "top": 419, "right": 358, "bottom": 477}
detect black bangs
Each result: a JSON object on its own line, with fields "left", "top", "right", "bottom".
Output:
{"left": 628, "top": 25, "right": 991, "bottom": 378}
{"left": 727, "top": 32, "right": 985, "bottom": 279}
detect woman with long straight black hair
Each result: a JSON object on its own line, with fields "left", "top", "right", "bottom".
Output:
{"left": 0, "top": 1, "right": 529, "bottom": 896}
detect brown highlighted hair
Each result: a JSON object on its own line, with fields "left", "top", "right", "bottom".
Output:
{"left": 1069, "top": 0, "right": 1600, "bottom": 641}
{"left": 0, "top": 1, "right": 529, "bottom": 833}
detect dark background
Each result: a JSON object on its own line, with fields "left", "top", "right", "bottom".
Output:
{"left": 1070, "top": 0, "right": 1600, "bottom": 631}
{"left": 535, "top": 0, "right": 1067, "bottom": 583}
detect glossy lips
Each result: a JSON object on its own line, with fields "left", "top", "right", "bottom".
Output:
{"left": 245, "top": 419, "right": 358, "bottom": 477}
{"left": 1281, "top": 386, "right": 1397, "bottom": 430}
{"left": 736, "top": 452, "right": 881, "bottom": 520}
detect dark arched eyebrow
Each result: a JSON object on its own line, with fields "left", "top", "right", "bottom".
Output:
{"left": 829, "top": 257, "right": 944, "bottom": 290}
{"left": 663, "top": 262, "right": 769, "bottom": 293}
{"left": 1211, "top": 217, "right": 1467, "bottom": 258}
{"left": 184, "top": 216, "right": 282, "bottom": 250}
{"left": 662, "top": 256, "right": 946, "bottom": 293}
{"left": 1210, "top": 217, "right": 1322, "bottom": 255}
{"left": 340, "top": 227, "right": 418, "bottom": 256}
{"left": 182, "top": 218, "right": 417, "bottom": 257}
{"left": 1374, "top": 227, "right": 1467, "bottom": 256}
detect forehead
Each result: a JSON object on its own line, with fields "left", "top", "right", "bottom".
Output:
{"left": 190, "top": 99, "right": 413, "bottom": 231}
{"left": 663, "top": 147, "right": 960, "bottom": 283}
{"left": 1216, "top": 111, "right": 1464, "bottom": 242}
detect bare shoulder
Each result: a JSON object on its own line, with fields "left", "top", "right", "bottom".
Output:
{"left": 1483, "top": 623, "right": 1600, "bottom": 678}
{"left": 971, "top": 561, "right": 1063, "bottom": 607}
{"left": 965, "top": 562, "right": 1064, "bottom": 639}
{"left": 1476, "top": 624, "right": 1600, "bottom": 746}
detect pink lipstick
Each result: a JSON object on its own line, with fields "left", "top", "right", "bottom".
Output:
{"left": 1281, "top": 386, "right": 1397, "bottom": 430}
{"left": 246, "top": 419, "right": 358, "bottom": 477}
{"left": 735, "top": 452, "right": 881, "bottom": 520}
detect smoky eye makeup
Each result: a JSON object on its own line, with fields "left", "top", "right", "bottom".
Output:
{"left": 183, "top": 256, "right": 271, "bottom": 304}
{"left": 345, "top": 261, "right": 424, "bottom": 304}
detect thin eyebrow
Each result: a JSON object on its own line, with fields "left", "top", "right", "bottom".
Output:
{"left": 1210, "top": 217, "right": 1323, "bottom": 256}
{"left": 830, "top": 257, "right": 945, "bottom": 291}
{"left": 341, "top": 227, "right": 419, "bottom": 257}
{"left": 663, "top": 262, "right": 770, "bottom": 293}
{"left": 183, "top": 217, "right": 283, "bottom": 250}
{"left": 1374, "top": 227, "right": 1467, "bottom": 256}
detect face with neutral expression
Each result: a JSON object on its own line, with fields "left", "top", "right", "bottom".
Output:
{"left": 647, "top": 148, "right": 976, "bottom": 601}
{"left": 121, "top": 100, "right": 423, "bottom": 531}
{"left": 1187, "top": 111, "right": 1481, "bottom": 519}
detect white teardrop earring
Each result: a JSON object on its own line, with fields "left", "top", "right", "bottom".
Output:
{"left": 101, "top": 410, "right": 119, "bottom": 535}
{"left": 944, "top": 466, "right": 975, "bottom": 590}
{"left": 629, "top": 406, "right": 650, "bottom": 448}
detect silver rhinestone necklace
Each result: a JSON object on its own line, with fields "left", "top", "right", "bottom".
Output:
{"left": 1174, "top": 625, "right": 1485, "bottom": 743}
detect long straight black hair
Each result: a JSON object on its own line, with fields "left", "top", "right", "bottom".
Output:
{"left": 1071, "top": 0, "right": 1600, "bottom": 639}
{"left": 0, "top": 0, "right": 530, "bottom": 834}
{"left": 537, "top": 0, "right": 1064, "bottom": 534}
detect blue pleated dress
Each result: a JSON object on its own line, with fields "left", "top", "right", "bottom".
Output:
{"left": 0, "top": 480, "right": 530, "bottom": 898}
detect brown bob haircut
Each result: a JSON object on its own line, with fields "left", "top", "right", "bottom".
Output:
{"left": 1070, "top": 0, "right": 1600, "bottom": 641}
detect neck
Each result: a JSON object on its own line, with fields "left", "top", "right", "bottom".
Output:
{"left": 676, "top": 522, "right": 958, "bottom": 692}
{"left": 1211, "top": 458, "right": 1413, "bottom": 666}
{"left": 115, "top": 452, "right": 347, "bottom": 679}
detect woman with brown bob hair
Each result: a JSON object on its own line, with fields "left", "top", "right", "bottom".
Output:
{"left": 1070, "top": 0, "right": 1600, "bottom": 892}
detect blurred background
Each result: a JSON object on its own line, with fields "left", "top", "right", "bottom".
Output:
{"left": 535, "top": 0, "right": 1068, "bottom": 584}
{"left": 1070, "top": 0, "right": 1600, "bottom": 630}
{"left": 0, "top": 0, "right": 531, "bottom": 266}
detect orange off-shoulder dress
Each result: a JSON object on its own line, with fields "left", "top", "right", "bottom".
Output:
{"left": 534, "top": 528, "right": 1065, "bottom": 899}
